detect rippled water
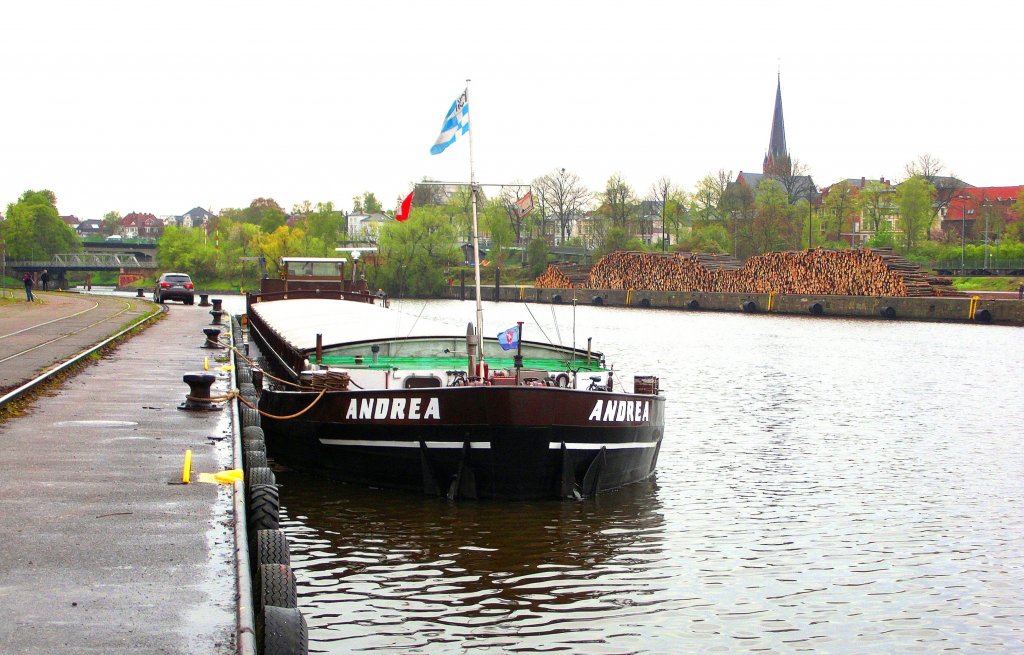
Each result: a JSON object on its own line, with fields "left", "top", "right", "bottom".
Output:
{"left": 266, "top": 299, "right": 1024, "bottom": 654}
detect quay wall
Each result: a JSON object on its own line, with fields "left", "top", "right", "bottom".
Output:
{"left": 443, "top": 285, "right": 1024, "bottom": 326}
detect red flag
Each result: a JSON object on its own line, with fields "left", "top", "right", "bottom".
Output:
{"left": 396, "top": 191, "right": 414, "bottom": 222}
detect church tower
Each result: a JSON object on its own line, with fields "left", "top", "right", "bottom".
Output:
{"left": 763, "top": 74, "right": 791, "bottom": 176}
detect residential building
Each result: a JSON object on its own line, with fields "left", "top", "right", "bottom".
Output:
{"left": 121, "top": 212, "right": 164, "bottom": 239}
{"left": 941, "top": 186, "right": 1023, "bottom": 238}
{"left": 346, "top": 212, "right": 391, "bottom": 242}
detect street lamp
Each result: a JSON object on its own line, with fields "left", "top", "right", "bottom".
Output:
{"left": 958, "top": 194, "right": 969, "bottom": 273}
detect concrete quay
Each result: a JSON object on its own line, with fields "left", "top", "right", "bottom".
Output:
{"left": 0, "top": 301, "right": 241, "bottom": 654}
{"left": 454, "top": 285, "right": 1024, "bottom": 326}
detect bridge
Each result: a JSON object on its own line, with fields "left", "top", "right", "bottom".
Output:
{"left": 5, "top": 254, "right": 157, "bottom": 289}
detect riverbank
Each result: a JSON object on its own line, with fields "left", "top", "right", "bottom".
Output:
{"left": 444, "top": 284, "right": 1024, "bottom": 326}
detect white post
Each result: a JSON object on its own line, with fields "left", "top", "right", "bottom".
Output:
{"left": 466, "top": 79, "right": 485, "bottom": 373}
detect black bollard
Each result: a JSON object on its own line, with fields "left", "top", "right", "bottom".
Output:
{"left": 137, "top": 288, "right": 145, "bottom": 298}
{"left": 210, "top": 310, "right": 224, "bottom": 326}
{"left": 198, "top": 293, "right": 211, "bottom": 307}
{"left": 211, "top": 298, "right": 223, "bottom": 312}
{"left": 179, "top": 373, "right": 222, "bottom": 411}
{"left": 202, "top": 328, "right": 222, "bottom": 349}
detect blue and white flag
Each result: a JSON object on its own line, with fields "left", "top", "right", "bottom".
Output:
{"left": 498, "top": 324, "right": 520, "bottom": 351}
{"left": 430, "top": 89, "right": 469, "bottom": 155}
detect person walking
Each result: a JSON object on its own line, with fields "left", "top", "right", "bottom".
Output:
{"left": 41, "top": 269, "right": 50, "bottom": 291}
{"left": 1018, "top": 283, "right": 1023, "bottom": 300}
{"left": 23, "top": 271, "right": 35, "bottom": 302}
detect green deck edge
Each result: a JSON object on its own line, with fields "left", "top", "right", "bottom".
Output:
{"left": 311, "top": 355, "right": 607, "bottom": 372}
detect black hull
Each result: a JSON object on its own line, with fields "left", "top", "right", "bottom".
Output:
{"left": 258, "top": 386, "right": 664, "bottom": 500}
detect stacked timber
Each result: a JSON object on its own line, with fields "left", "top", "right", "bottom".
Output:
{"left": 534, "top": 249, "right": 954, "bottom": 297}
{"left": 534, "top": 264, "right": 592, "bottom": 289}
{"left": 587, "top": 251, "right": 717, "bottom": 291}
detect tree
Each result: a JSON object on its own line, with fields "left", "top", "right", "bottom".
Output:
{"left": 690, "top": 170, "right": 732, "bottom": 225}
{"left": 535, "top": 168, "right": 590, "bottom": 244}
{"left": 649, "top": 177, "right": 679, "bottom": 251}
{"left": 300, "top": 201, "right": 344, "bottom": 245}
{"left": 905, "top": 154, "right": 962, "bottom": 222}
{"left": 600, "top": 173, "right": 635, "bottom": 231}
{"left": 722, "top": 181, "right": 756, "bottom": 258}
{"left": 352, "top": 191, "right": 382, "bottom": 215}
{"left": 482, "top": 200, "right": 514, "bottom": 266}
{"left": 767, "top": 156, "right": 814, "bottom": 204}
{"left": 102, "top": 211, "right": 122, "bottom": 236}
{"left": 373, "top": 205, "right": 461, "bottom": 297}
{"left": 526, "top": 238, "right": 549, "bottom": 277}
{"left": 498, "top": 184, "right": 533, "bottom": 244}
{"left": 748, "top": 179, "right": 797, "bottom": 254}
{"left": 896, "top": 176, "right": 936, "bottom": 251}
{"left": 859, "top": 181, "right": 895, "bottom": 233}
{"left": 1, "top": 189, "right": 79, "bottom": 260}
{"left": 821, "top": 180, "right": 858, "bottom": 241}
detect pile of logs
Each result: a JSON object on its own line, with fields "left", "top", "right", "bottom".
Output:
{"left": 586, "top": 251, "right": 719, "bottom": 292}
{"left": 533, "top": 263, "right": 592, "bottom": 289}
{"left": 535, "top": 249, "right": 955, "bottom": 297}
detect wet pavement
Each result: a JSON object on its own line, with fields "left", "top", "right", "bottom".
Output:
{"left": 0, "top": 298, "right": 239, "bottom": 654}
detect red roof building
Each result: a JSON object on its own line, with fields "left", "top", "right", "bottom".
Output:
{"left": 121, "top": 212, "right": 164, "bottom": 239}
{"left": 942, "top": 186, "right": 1023, "bottom": 237}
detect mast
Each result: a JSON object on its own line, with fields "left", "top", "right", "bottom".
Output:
{"left": 466, "top": 79, "right": 485, "bottom": 373}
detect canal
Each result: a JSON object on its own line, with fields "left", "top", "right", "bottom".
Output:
{"left": 243, "top": 297, "right": 1023, "bottom": 653}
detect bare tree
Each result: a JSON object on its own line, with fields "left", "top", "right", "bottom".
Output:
{"left": 904, "top": 154, "right": 963, "bottom": 223}
{"left": 498, "top": 183, "right": 533, "bottom": 244}
{"left": 767, "top": 157, "right": 814, "bottom": 204}
{"left": 601, "top": 173, "right": 636, "bottom": 231}
{"left": 535, "top": 168, "right": 590, "bottom": 244}
{"left": 649, "top": 176, "right": 677, "bottom": 250}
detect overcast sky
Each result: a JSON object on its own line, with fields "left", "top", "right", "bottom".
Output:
{"left": 2, "top": 1, "right": 1020, "bottom": 219}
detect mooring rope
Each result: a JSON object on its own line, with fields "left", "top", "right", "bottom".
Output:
{"left": 236, "top": 388, "right": 327, "bottom": 420}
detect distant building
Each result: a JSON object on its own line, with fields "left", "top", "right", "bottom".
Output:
{"left": 346, "top": 212, "right": 391, "bottom": 242}
{"left": 60, "top": 214, "right": 81, "bottom": 228}
{"left": 818, "top": 177, "right": 896, "bottom": 245}
{"left": 733, "top": 74, "right": 817, "bottom": 203}
{"left": 941, "top": 186, "right": 1023, "bottom": 238}
{"left": 75, "top": 219, "right": 103, "bottom": 238}
{"left": 122, "top": 212, "right": 163, "bottom": 239}
{"left": 178, "top": 207, "right": 214, "bottom": 229}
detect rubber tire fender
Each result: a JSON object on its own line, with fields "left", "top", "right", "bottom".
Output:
{"left": 554, "top": 373, "right": 570, "bottom": 388}
{"left": 261, "top": 606, "right": 308, "bottom": 655}
{"left": 248, "top": 483, "right": 280, "bottom": 533}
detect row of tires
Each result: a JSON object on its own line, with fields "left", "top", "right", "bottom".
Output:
{"left": 234, "top": 318, "right": 308, "bottom": 655}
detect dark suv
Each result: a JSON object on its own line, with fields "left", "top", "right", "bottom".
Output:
{"left": 154, "top": 273, "right": 195, "bottom": 304}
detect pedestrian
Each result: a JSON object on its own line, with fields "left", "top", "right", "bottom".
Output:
{"left": 86, "top": 272, "right": 92, "bottom": 291}
{"left": 41, "top": 269, "right": 49, "bottom": 291}
{"left": 1019, "top": 283, "right": 1023, "bottom": 300}
{"left": 23, "top": 271, "right": 34, "bottom": 302}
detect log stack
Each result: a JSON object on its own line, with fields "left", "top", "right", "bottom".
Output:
{"left": 586, "top": 251, "right": 718, "bottom": 291}
{"left": 534, "top": 264, "right": 592, "bottom": 289}
{"left": 534, "top": 249, "right": 955, "bottom": 297}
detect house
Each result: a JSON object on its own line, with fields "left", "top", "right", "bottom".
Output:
{"left": 818, "top": 177, "right": 896, "bottom": 245}
{"left": 75, "top": 219, "right": 103, "bottom": 238}
{"left": 941, "top": 186, "right": 1023, "bottom": 238}
{"left": 122, "top": 212, "right": 164, "bottom": 239}
{"left": 61, "top": 214, "right": 81, "bottom": 229}
{"left": 346, "top": 212, "right": 391, "bottom": 241}
{"left": 178, "top": 207, "right": 214, "bottom": 229}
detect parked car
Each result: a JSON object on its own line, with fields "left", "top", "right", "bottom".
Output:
{"left": 154, "top": 272, "right": 195, "bottom": 304}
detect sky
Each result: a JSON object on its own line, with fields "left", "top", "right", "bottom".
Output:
{"left": 2, "top": 1, "right": 1021, "bottom": 220}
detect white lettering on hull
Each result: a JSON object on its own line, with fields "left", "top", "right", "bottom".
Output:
{"left": 588, "top": 399, "right": 650, "bottom": 423}
{"left": 344, "top": 397, "right": 441, "bottom": 421}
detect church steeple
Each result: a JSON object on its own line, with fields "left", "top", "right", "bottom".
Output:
{"left": 763, "top": 73, "right": 790, "bottom": 175}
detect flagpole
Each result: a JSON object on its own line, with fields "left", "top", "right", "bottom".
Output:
{"left": 466, "top": 78, "right": 486, "bottom": 376}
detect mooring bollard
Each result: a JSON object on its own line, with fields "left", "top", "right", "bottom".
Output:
{"left": 202, "top": 328, "right": 222, "bottom": 349}
{"left": 211, "top": 298, "right": 223, "bottom": 312}
{"left": 137, "top": 288, "right": 145, "bottom": 298}
{"left": 179, "top": 373, "right": 221, "bottom": 411}
{"left": 198, "top": 293, "right": 211, "bottom": 307}
{"left": 210, "top": 309, "right": 224, "bottom": 326}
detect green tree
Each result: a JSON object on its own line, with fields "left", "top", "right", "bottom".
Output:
{"left": 680, "top": 223, "right": 731, "bottom": 253}
{"left": 102, "top": 210, "right": 122, "bottom": 236}
{"left": 352, "top": 192, "right": 382, "bottom": 215}
{"left": 599, "top": 173, "right": 635, "bottom": 231}
{"left": 748, "top": 179, "right": 797, "bottom": 254}
{"left": 858, "top": 181, "right": 895, "bottom": 233}
{"left": 482, "top": 200, "right": 514, "bottom": 266}
{"left": 300, "top": 201, "right": 344, "bottom": 245}
{"left": 157, "top": 226, "right": 219, "bottom": 280}
{"left": 526, "top": 238, "right": 550, "bottom": 277}
{"left": 1, "top": 189, "right": 80, "bottom": 260}
{"left": 896, "top": 176, "right": 936, "bottom": 251}
{"left": 821, "top": 180, "right": 858, "bottom": 241}
{"left": 374, "top": 206, "right": 460, "bottom": 297}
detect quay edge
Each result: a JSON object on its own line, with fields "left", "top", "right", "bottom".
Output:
{"left": 447, "top": 285, "right": 1024, "bottom": 326}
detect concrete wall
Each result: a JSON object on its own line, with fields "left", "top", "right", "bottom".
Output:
{"left": 443, "top": 284, "right": 1024, "bottom": 326}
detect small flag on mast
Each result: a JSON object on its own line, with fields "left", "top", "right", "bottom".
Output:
{"left": 396, "top": 191, "right": 414, "bottom": 222}
{"left": 430, "top": 89, "right": 470, "bottom": 155}
{"left": 497, "top": 324, "right": 520, "bottom": 351}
